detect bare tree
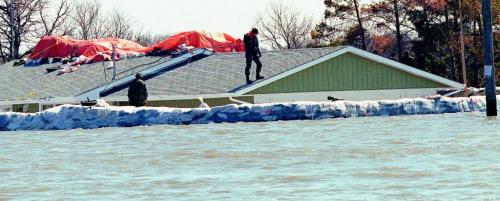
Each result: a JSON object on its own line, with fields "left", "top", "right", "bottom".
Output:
{"left": 107, "top": 8, "right": 134, "bottom": 39}
{"left": 0, "top": 0, "right": 167, "bottom": 63}
{"left": 257, "top": 2, "right": 313, "bottom": 50}
{"left": 37, "top": 0, "right": 74, "bottom": 37}
{"left": 90, "top": 15, "right": 109, "bottom": 39}
{"left": 133, "top": 28, "right": 169, "bottom": 46}
{"left": 0, "top": 0, "right": 45, "bottom": 60}
{"left": 72, "top": 0, "right": 107, "bottom": 39}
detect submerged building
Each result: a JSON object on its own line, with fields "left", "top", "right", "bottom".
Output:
{"left": 0, "top": 46, "right": 462, "bottom": 112}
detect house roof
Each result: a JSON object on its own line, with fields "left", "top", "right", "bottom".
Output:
{"left": 236, "top": 46, "right": 464, "bottom": 95}
{"left": 108, "top": 47, "right": 344, "bottom": 97}
{"left": 0, "top": 46, "right": 462, "bottom": 102}
{"left": 0, "top": 56, "right": 172, "bottom": 101}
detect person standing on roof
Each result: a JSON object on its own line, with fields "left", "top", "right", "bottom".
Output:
{"left": 400, "top": 50, "right": 416, "bottom": 67}
{"left": 128, "top": 73, "right": 148, "bottom": 107}
{"left": 244, "top": 28, "right": 264, "bottom": 84}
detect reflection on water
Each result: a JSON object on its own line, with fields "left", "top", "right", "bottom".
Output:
{"left": 1, "top": 113, "right": 499, "bottom": 200}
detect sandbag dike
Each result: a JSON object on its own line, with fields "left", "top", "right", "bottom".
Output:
{"left": 0, "top": 96, "right": 498, "bottom": 131}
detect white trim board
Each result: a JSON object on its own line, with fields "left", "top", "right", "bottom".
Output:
{"left": 103, "top": 93, "right": 241, "bottom": 102}
{"left": 0, "top": 97, "right": 79, "bottom": 106}
{"left": 235, "top": 46, "right": 463, "bottom": 95}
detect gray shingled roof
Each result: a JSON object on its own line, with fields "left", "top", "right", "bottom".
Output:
{"left": 0, "top": 56, "right": 172, "bottom": 101}
{"left": 0, "top": 47, "right": 344, "bottom": 101}
{"left": 110, "top": 47, "right": 344, "bottom": 97}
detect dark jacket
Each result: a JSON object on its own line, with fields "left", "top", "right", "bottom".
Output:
{"left": 128, "top": 79, "right": 148, "bottom": 104}
{"left": 244, "top": 33, "right": 260, "bottom": 55}
{"left": 400, "top": 55, "right": 416, "bottom": 67}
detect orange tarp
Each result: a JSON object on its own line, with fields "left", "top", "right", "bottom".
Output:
{"left": 145, "top": 30, "right": 244, "bottom": 53}
{"left": 29, "top": 36, "right": 147, "bottom": 63}
{"left": 29, "top": 30, "right": 244, "bottom": 65}
{"left": 29, "top": 36, "right": 78, "bottom": 60}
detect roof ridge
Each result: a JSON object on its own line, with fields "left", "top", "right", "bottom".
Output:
{"left": 213, "top": 46, "right": 344, "bottom": 55}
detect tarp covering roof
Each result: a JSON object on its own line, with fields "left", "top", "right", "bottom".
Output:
{"left": 145, "top": 30, "right": 244, "bottom": 53}
{"left": 28, "top": 31, "right": 244, "bottom": 65}
{"left": 29, "top": 36, "right": 147, "bottom": 63}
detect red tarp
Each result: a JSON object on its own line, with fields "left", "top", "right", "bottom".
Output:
{"left": 29, "top": 36, "right": 147, "bottom": 63}
{"left": 145, "top": 30, "right": 244, "bottom": 53}
{"left": 29, "top": 31, "right": 244, "bottom": 65}
{"left": 29, "top": 36, "right": 78, "bottom": 60}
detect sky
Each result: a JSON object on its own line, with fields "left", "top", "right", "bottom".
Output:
{"left": 97, "top": 0, "right": 327, "bottom": 37}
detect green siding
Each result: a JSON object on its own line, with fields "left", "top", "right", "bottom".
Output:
{"left": 41, "top": 104, "right": 62, "bottom": 111}
{"left": 248, "top": 53, "right": 448, "bottom": 94}
{"left": 12, "top": 103, "right": 39, "bottom": 113}
{"left": 116, "top": 96, "right": 254, "bottom": 108}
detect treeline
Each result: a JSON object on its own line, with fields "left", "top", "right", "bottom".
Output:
{"left": 0, "top": 0, "right": 167, "bottom": 63}
{"left": 310, "top": 0, "right": 500, "bottom": 86}
{"left": 1, "top": 0, "right": 499, "bottom": 86}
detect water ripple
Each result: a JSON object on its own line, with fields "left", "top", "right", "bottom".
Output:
{"left": 0, "top": 113, "right": 499, "bottom": 200}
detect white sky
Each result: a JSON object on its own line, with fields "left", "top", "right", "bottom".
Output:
{"left": 98, "top": 0, "right": 327, "bottom": 37}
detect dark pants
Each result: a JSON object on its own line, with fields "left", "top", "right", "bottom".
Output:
{"left": 129, "top": 100, "right": 146, "bottom": 107}
{"left": 245, "top": 53, "right": 262, "bottom": 77}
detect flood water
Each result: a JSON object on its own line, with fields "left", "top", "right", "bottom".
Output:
{"left": 1, "top": 112, "right": 499, "bottom": 200}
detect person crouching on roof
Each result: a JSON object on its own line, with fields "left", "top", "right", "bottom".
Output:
{"left": 128, "top": 73, "right": 148, "bottom": 107}
{"left": 244, "top": 28, "right": 264, "bottom": 84}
